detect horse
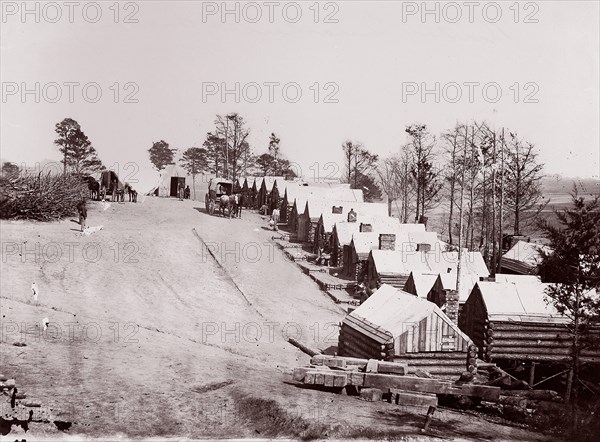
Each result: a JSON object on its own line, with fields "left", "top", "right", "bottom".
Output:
{"left": 116, "top": 188, "right": 125, "bottom": 202}
{"left": 87, "top": 179, "right": 100, "bottom": 200}
{"left": 82, "top": 176, "right": 100, "bottom": 200}
{"left": 219, "top": 194, "right": 240, "bottom": 219}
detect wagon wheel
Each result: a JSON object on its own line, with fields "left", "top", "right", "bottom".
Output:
{"left": 209, "top": 200, "right": 216, "bottom": 215}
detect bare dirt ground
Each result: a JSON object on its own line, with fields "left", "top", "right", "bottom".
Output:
{"left": 1, "top": 196, "right": 555, "bottom": 440}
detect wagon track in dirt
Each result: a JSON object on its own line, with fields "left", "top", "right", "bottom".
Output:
{"left": 192, "top": 227, "right": 266, "bottom": 320}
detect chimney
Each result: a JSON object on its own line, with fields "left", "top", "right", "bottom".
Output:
{"left": 417, "top": 243, "right": 431, "bottom": 252}
{"left": 360, "top": 223, "right": 372, "bottom": 232}
{"left": 347, "top": 208, "right": 357, "bottom": 222}
{"left": 445, "top": 289, "right": 459, "bottom": 324}
{"left": 332, "top": 205, "right": 343, "bottom": 214}
{"left": 379, "top": 234, "right": 396, "bottom": 251}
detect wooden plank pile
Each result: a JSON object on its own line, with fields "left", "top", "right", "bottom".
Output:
{"left": 0, "top": 373, "right": 70, "bottom": 432}
{"left": 392, "top": 350, "right": 476, "bottom": 379}
{"left": 292, "top": 354, "right": 502, "bottom": 407}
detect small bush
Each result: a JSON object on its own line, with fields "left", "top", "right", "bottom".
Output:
{"left": 0, "top": 172, "right": 87, "bottom": 221}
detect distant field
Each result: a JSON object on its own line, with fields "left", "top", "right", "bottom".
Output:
{"left": 390, "top": 176, "right": 600, "bottom": 243}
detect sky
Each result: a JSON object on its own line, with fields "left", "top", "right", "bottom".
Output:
{"left": 1, "top": 1, "right": 599, "bottom": 192}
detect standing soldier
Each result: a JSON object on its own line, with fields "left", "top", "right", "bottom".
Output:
{"left": 178, "top": 183, "right": 184, "bottom": 201}
{"left": 271, "top": 207, "right": 280, "bottom": 231}
{"left": 76, "top": 199, "right": 87, "bottom": 232}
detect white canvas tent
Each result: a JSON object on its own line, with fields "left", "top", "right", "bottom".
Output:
{"left": 147, "top": 164, "right": 190, "bottom": 197}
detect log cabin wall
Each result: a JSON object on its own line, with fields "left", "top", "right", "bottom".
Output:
{"left": 290, "top": 204, "right": 299, "bottom": 232}
{"left": 487, "top": 321, "right": 600, "bottom": 364}
{"left": 331, "top": 230, "right": 343, "bottom": 267}
{"left": 307, "top": 220, "right": 319, "bottom": 243}
{"left": 377, "top": 273, "right": 409, "bottom": 289}
{"left": 338, "top": 315, "right": 395, "bottom": 361}
{"left": 458, "top": 284, "right": 600, "bottom": 363}
{"left": 313, "top": 219, "right": 324, "bottom": 253}
{"left": 458, "top": 285, "right": 488, "bottom": 360}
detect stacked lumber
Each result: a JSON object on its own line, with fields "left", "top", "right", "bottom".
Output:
{"left": 0, "top": 374, "right": 57, "bottom": 426}
{"left": 391, "top": 345, "right": 478, "bottom": 379}
{"left": 293, "top": 355, "right": 501, "bottom": 403}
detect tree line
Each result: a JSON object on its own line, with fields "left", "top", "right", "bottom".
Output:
{"left": 148, "top": 113, "right": 297, "bottom": 197}
{"left": 358, "top": 121, "right": 548, "bottom": 272}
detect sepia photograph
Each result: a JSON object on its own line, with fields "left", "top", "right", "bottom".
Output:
{"left": 1, "top": 1, "right": 599, "bottom": 440}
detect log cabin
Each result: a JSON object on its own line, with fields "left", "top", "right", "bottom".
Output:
{"left": 240, "top": 177, "right": 250, "bottom": 207}
{"left": 338, "top": 284, "right": 476, "bottom": 378}
{"left": 500, "top": 240, "right": 552, "bottom": 275}
{"left": 313, "top": 202, "right": 388, "bottom": 253}
{"left": 366, "top": 247, "right": 489, "bottom": 292}
{"left": 248, "top": 177, "right": 259, "bottom": 208}
{"left": 458, "top": 280, "right": 600, "bottom": 365}
{"left": 280, "top": 181, "right": 307, "bottom": 223}
{"left": 426, "top": 272, "right": 482, "bottom": 316}
{"left": 403, "top": 272, "right": 440, "bottom": 298}
{"left": 331, "top": 217, "right": 400, "bottom": 267}
{"left": 256, "top": 176, "right": 285, "bottom": 211}
{"left": 287, "top": 185, "right": 363, "bottom": 233}
{"left": 345, "top": 228, "right": 440, "bottom": 282}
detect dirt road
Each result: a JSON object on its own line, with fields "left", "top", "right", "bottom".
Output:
{"left": 0, "top": 197, "right": 553, "bottom": 440}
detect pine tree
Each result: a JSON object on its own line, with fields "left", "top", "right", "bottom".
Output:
{"left": 538, "top": 188, "right": 600, "bottom": 408}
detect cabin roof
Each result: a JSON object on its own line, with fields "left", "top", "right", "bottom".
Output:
{"left": 349, "top": 284, "right": 472, "bottom": 341}
{"left": 475, "top": 280, "right": 564, "bottom": 321}
{"left": 320, "top": 203, "right": 389, "bottom": 232}
{"left": 371, "top": 250, "right": 489, "bottom": 277}
{"left": 336, "top": 219, "right": 426, "bottom": 247}
{"left": 255, "top": 176, "right": 285, "bottom": 192}
{"left": 334, "top": 222, "right": 362, "bottom": 246}
{"left": 351, "top": 230, "right": 443, "bottom": 258}
{"left": 437, "top": 272, "right": 481, "bottom": 302}
{"left": 503, "top": 240, "right": 552, "bottom": 266}
{"left": 494, "top": 274, "right": 542, "bottom": 284}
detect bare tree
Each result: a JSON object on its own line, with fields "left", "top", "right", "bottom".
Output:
{"left": 405, "top": 124, "right": 442, "bottom": 222}
{"left": 377, "top": 156, "right": 403, "bottom": 216}
{"left": 342, "top": 141, "right": 378, "bottom": 188}
{"left": 441, "top": 122, "right": 466, "bottom": 245}
{"left": 503, "top": 132, "right": 546, "bottom": 235}
{"left": 377, "top": 149, "right": 415, "bottom": 219}
{"left": 202, "top": 132, "right": 225, "bottom": 176}
{"left": 215, "top": 113, "right": 250, "bottom": 181}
